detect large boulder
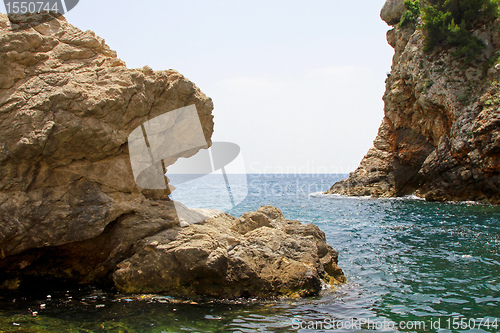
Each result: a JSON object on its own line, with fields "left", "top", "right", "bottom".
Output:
{"left": 113, "top": 206, "right": 345, "bottom": 298}
{"left": 0, "top": 12, "right": 212, "bottom": 289}
{"left": 0, "top": 13, "right": 214, "bottom": 259}
{"left": 381, "top": 0, "right": 406, "bottom": 26}
{"left": 0, "top": 13, "right": 345, "bottom": 297}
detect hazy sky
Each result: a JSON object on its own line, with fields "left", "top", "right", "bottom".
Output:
{"left": 4, "top": 1, "right": 394, "bottom": 174}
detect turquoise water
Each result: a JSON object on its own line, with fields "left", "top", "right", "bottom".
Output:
{"left": 0, "top": 174, "right": 499, "bottom": 332}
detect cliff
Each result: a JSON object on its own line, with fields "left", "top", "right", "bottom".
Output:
{"left": 327, "top": 0, "right": 500, "bottom": 204}
{"left": 0, "top": 13, "right": 345, "bottom": 297}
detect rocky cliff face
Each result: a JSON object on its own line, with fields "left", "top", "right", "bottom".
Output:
{"left": 0, "top": 13, "right": 214, "bottom": 259}
{"left": 327, "top": 0, "right": 500, "bottom": 203}
{"left": 0, "top": 13, "right": 344, "bottom": 297}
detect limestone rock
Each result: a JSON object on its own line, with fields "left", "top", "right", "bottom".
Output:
{"left": 0, "top": 13, "right": 346, "bottom": 297}
{"left": 381, "top": 0, "right": 406, "bottom": 26}
{"left": 113, "top": 206, "right": 346, "bottom": 298}
{"left": 0, "top": 12, "right": 215, "bottom": 285}
{"left": 327, "top": 6, "right": 500, "bottom": 204}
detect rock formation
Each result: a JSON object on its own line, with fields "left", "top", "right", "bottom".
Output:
{"left": 114, "top": 206, "right": 345, "bottom": 298}
{"left": 0, "top": 13, "right": 345, "bottom": 297}
{"left": 327, "top": 0, "right": 500, "bottom": 204}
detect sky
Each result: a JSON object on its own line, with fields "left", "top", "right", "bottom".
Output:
{"left": 3, "top": 0, "right": 394, "bottom": 174}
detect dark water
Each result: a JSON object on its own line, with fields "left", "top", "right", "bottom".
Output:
{"left": 0, "top": 174, "right": 499, "bottom": 332}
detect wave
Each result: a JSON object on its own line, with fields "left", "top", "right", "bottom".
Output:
{"left": 310, "top": 192, "right": 425, "bottom": 201}
{"left": 309, "top": 192, "right": 491, "bottom": 205}
{"left": 309, "top": 192, "right": 374, "bottom": 200}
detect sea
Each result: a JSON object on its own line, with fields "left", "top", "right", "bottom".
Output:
{"left": 0, "top": 174, "right": 499, "bottom": 333}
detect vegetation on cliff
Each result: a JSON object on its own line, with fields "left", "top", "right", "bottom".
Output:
{"left": 399, "top": 0, "right": 421, "bottom": 27}
{"left": 400, "top": 0, "right": 499, "bottom": 62}
{"left": 422, "top": 0, "right": 499, "bottom": 61}
{"left": 328, "top": 0, "right": 500, "bottom": 203}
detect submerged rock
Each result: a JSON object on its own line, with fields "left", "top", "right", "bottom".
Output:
{"left": 0, "top": 13, "right": 345, "bottom": 297}
{"left": 327, "top": 0, "right": 500, "bottom": 204}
